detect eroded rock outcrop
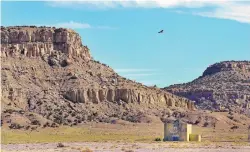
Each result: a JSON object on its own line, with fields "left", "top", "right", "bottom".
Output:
{"left": 1, "top": 26, "right": 91, "bottom": 59}
{"left": 164, "top": 61, "right": 250, "bottom": 114}
{"left": 64, "top": 88, "right": 195, "bottom": 109}
{"left": 202, "top": 61, "right": 250, "bottom": 77}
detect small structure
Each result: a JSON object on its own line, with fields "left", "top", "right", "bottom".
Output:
{"left": 163, "top": 119, "right": 201, "bottom": 142}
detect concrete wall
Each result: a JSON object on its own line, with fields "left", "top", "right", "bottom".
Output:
{"left": 179, "top": 123, "right": 192, "bottom": 141}
{"left": 164, "top": 121, "right": 192, "bottom": 141}
{"left": 164, "top": 121, "right": 200, "bottom": 142}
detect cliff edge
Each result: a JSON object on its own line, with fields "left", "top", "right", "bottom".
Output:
{"left": 1, "top": 26, "right": 91, "bottom": 59}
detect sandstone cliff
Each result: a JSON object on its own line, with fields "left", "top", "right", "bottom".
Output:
{"left": 1, "top": 26, "right": 91, "bottom": 59}
{"left": 1, "top": 26, "right": 195, "bottom": 129}
{"left": 164, "top": 61, "right": 250, "bottom": 114}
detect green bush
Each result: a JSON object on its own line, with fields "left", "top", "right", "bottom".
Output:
{"left": 154, "top": 137, "right": 162, "bottom": 141}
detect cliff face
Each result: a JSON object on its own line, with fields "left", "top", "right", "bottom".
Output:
{"left": 1, "top": 26, "right": 195, "bottom": 128}
{"left": 164, "top": 61, "right": 250, "bottom": 114}
{"left": 1, "top": 26, "right": 91, "bottom": 59}
{"left": 202, "top": 61, "right": 250, "bottom": 77}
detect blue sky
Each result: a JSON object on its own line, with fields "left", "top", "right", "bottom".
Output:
{"left": 2, "top": 1, "right": 250, "bottom": 87}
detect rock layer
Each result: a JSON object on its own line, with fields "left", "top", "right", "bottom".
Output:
{"left": 1, "top": 26, "right": 91, "bottom": 59}
{"left": 64, "top": 88, "right": 194, "bottom": 109}
{"left": 202, "top": 61, "right": 250, "bottom": 77}
{"left": 164, "top": 61, "right": 250, "bottom": 114}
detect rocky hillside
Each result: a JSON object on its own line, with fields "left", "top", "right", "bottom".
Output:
{"left": 164, "top": 61, "right": 250, "bottom": 114}
{"left": 1, "top": 26, "right": 195, "bottom": 129}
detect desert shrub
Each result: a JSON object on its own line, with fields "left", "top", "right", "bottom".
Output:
{"left": 18, "top": 110, "right": 25, "bottom": 114}
{"left": 46, "top": 113, "right": 52, "bottom": 119}
{"left": 25, "top": 125, "right": 30, "bottom": 130}
{"left": 70, "top": 75, "right": 78, "bottom": 79}
{"left": 233, "top": 118, "right": 240, "bottom": 123}
{"left": 64, "top": 114, "right": 69, "bottom": 118}
{"left": 4, "top": 109, "right": 14, "bottom": 114}
{"left": 53, "top": 115, "right": 63, "bottom": 124}
{"left": 51, "top": 122, "right": 58, "bottom": 128}
{"left": 195, "top": 120, "right": 200, "bottom": 125}
{"left": 97, "top": 73, "right": 102, "bottom": 77}
{"left": 154, "top": 137, "right": 162, "bottom": 141}
{"left": 9, "top": 123, "right": 24, "bottom": 129}
{"left": 227, "top": 115, "right": 234, "bottom": 120}
{"left": 57, "top": 143, "right": 65, "bottom": 148}
{"left": 63, "top": 122, "right": 68, "bottom": 125}
{"left": 231, "top": 125, "right": 239, "bottom": 130}
{"left": 93, "top": 112, "right": 98, "bottom": 117}
{"left": 89, "top": 71, "right": 93, "bottom": 76}
{"left": 43, "top": 122, "right": 50, "bottom": 128}
{"left": 71, "top": 112, "right": 76, "bottom": 117}
{"left": 31, "top": 126, "right": 37, "bottom": 131}
{"left": 31, "top": 120, "right": 41, "bottom": 126}
{"left": 203, "top": 122, "right": 209, "bottom": 127}
{"left": 37, "top": 101, "right": 43, "bottom": 106}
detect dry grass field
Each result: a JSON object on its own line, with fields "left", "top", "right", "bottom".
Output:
{"left": 1, "top": 120, "right": 250, "bottom": 152}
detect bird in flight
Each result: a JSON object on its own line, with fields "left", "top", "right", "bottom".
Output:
{"left": 158, "top": 30, "right": 164, "bottom": 33}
